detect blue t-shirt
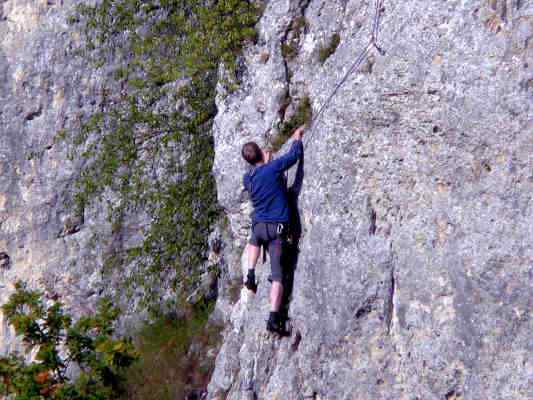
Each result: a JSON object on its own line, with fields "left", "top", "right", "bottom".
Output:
{"left": 243, "top": 140, "right": 303, "bottom": 223}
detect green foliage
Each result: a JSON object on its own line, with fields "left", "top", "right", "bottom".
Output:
{"left": 63, "top": 0, "right": 261, "bottom": 310}
{"left": 123, "top": 300, "right": 222, "bottom": 400}
{"left": 0, "top": 282, "right": 138, "bottom": 399}
{"left": 318, "top": 33, "right": 341, "bottom": 63}
{"left": 292, "top": 16, "right": 309, "bottom": 32}
{"left": 281, "top": 41, "right": 299, "bottom": 60}
{"left": 270, "top": 96, "right": 312, "bottom": 152}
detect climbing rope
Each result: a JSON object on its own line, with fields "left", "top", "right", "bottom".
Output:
{"left": 303, "top": 0, "right": 385, "bottom": 148}
{"left": 212, "top": 0, "right": 386, "bottom": 151}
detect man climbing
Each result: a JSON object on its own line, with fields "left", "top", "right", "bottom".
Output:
{"left": 241, "top": 125, "right": 305, "bottom": 335}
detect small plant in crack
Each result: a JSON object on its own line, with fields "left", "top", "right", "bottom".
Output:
{"left": 281, "top": 16, "right": 308, "bottom": 61}
{"left": 318, "top": 33, "right": 341, "bottom": 63}
{"left": 282, "top": 40, "right": 299, "bottom": 60}
{"left": 292, "top": 16, "right": 309, "bottom": 33}
{"left": 270, "top": 96, "right": 312, "bottom": 152}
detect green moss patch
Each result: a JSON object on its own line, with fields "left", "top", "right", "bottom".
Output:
{"left": 270, "top": 96, "right": 312, "bottom": 152}
{"left": 318, "top": 33, "right": 341, "bottom": 63}
{"left": 63, "top": 0, "right": 262, "bottom": 311}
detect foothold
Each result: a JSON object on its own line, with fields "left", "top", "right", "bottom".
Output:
{"left": 355, "top": 302, "right": 372, "bottom": 319}
{"left": 0, "top": 252, "right": 10, "bottom": 269}
{"left": 59, "top": 215, "right": 84, "bottom": 237}
{"left": 291, "top": 330, "right": 302, "bottom": 352}
{"left": 445, "top": 389, "right": 463, "bottom": 400}
{"left": 366, "top": 197, "right": 377, "bottom": 236}
{"left": 24, "top": 106, "right": 43, "bottom": 121}
{"left": 211, "top": 237, "right": 222, "bottom": 254}
{"left": 303, "top": 387, "right": 318, "bottom": 399}
{"left": 259, "top": 51, "right": 270, "bottom": 63}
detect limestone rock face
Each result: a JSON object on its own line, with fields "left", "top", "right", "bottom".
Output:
{"left": 0, "top": 0, "right": 118, "bottom": 353}
{"left": 0, "top": 0, "right": 100, "bottom": 352}
{"left": 0, "top": 0, "right": 531, "bottom": 398}
{"left": 208, "top": 1, "right": 532, "bottom": 399}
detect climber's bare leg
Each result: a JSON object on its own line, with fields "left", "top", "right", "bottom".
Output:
{"left": 247, "top": 243, "right": 260, "bottom": 270}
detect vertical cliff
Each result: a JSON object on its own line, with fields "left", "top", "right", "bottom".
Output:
{"left": 0, "top": 2, "right": 245, "bottom": 397}
{"left": 0, "top": 0, "right": 115, "bottom": 353}
{"left": 208, "top": 1, "right": 532, "bottom": 399}
{"left": 0, "top": 0, "right": 531, "bottom": 399}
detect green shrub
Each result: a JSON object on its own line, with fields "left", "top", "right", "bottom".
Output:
{"left": 0, "top": 282, "right": 138, "bottom": 399}
{"left": 318, "top": 33, "right": 341, "bottom": 63}
{"left": 270, "top": 96, "right": 313, "bottom": 152}
{"left": 123, "top": 300, "right": 222, "bottom": 400}
{"left": 63, "top": 0, "right": 262, "bottom": 311}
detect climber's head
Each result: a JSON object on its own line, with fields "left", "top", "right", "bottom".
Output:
{"left": 241, "top": 142, "right": 263, "bottom": 166}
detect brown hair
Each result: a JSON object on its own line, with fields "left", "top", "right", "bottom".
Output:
{"left": 241, "top": 142, "right": 263, "bottom": 165}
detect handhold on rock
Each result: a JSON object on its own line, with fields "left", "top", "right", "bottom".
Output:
{"left": 0, "top": 252, "right": 10, "bottom": 269}
{"left": 59, "top": 214, "right": 84, "bottom": 237}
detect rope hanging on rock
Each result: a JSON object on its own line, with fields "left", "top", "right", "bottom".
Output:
{"left": 303, "top": 0, "right": 386, "bottom": 149}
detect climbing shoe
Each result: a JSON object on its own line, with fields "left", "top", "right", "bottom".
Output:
{"left": 244, "top": 269, "right": 257, "bottom": 293}
{"left": 266, "top": 312, "right": 289, "bottom": 336}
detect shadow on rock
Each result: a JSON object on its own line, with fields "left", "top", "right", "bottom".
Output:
{"left": 279, "top": 154, "right": 304, "bottom": 332}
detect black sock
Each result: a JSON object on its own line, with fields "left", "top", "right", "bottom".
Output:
{"left": 247, "top": 269, "right": 255, "bottom": 280}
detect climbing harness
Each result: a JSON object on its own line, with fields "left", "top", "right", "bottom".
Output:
{"left": 276, "top": 222, "right": 284, "bottom": 236}
{"left": 303, "top": 0, "right": 386, "bottom": 149}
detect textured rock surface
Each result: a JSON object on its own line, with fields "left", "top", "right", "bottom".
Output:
{"left": 0, "top": 0, "right": 531, "bottom": 398}
{"left": 0, "top": 0, "right": 129, "bottom": 353}
{"left": 209, "top": 1, "right": 532, "bottom": 399}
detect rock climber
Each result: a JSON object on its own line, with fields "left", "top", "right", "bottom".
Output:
{"left": 241, "top": 125, "right": 305, "bottom": 334}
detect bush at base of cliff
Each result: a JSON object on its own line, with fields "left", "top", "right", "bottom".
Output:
{"left": 0, "top": 282, "right": 138, "bottom": 399}
{"left": 123, "top": 300, "right": 223, "bottom": 400}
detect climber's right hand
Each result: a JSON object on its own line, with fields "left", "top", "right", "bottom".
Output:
{"left": 292, "top": 125, "right": 305, "bottom": 141}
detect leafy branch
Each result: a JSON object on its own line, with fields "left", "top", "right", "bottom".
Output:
{"left": 0, "top": 282, "right": 138, "bottom": 399}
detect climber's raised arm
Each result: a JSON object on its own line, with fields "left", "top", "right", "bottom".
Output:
{"left": 269, "top": 125, "right": 305, "bottom": 173}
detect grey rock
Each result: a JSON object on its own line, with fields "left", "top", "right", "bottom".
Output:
{"left": 0, "top": 0, "right": 530, "bottom": 399}
{"left": 208, "top": 1, "right": 532, "bottom": 400}
{"left": 0, "top": 0, "right": 149, "bottom": 352}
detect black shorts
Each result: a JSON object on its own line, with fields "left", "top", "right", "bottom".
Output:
{"left": 249, "top": 222, "right": 285, "bottom": 282}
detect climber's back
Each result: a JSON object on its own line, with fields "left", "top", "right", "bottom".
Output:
{"left": 243, "top": 139, "right": 302, "bottom": 223}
